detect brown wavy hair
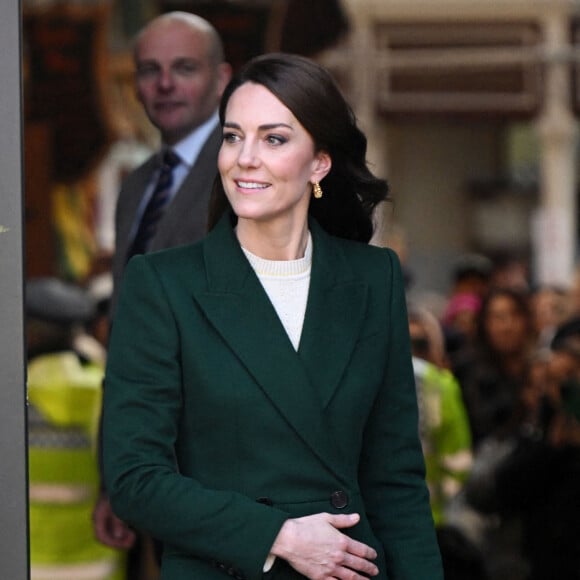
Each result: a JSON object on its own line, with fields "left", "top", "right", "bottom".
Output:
{"left": 207, "top": 52, "right": 389, "bottom": 243}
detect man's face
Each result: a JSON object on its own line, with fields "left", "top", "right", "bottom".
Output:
{"left": 134, "top": 20, "right": 229, "bottom": 145}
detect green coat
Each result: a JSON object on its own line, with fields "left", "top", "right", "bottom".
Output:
{"left": 103, "top": 214, "right": 442, "bottom": 580}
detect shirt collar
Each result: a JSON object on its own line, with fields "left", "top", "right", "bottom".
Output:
{"left": 164, "top": 111, "right": 220, "bottom": 168}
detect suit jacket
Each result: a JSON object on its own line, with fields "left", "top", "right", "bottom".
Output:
{"left": 110, "top": 124, "right": 222, "bottom": 316}
{"left": 103, "top": 213, "right": 443, "bottom": 580}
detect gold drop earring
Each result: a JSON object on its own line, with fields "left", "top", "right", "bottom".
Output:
{"left": 313, "top": 182, "right": 323, "bottom": 199}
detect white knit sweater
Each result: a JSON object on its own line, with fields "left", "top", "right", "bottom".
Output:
{"left": 241, "top": 233, "right": 312, "bottom": 351}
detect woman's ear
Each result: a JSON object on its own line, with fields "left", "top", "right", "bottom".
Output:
{"left": 312, "top": 150, "right": 332, "bottom": 183}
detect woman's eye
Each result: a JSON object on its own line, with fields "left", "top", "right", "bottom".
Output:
{"left": 266, "top": 135, "right": 287, "bottom": 146}
{"left": 223, "top": 132, "right": 240, "bottom": 144}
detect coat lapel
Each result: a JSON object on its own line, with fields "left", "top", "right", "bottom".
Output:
{"left": 298, "top": 220, "right": 368, "bottom": 409}
{"left": 193, "top": 215, "right": 368, "bottom": 484}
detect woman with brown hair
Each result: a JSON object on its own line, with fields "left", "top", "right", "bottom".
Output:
{"left": 103, "top": 53, "right": 442, "bottom": 580}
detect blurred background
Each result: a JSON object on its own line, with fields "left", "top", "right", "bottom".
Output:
{"left": 23, "top": 0, "right": 580, "bottom": 299}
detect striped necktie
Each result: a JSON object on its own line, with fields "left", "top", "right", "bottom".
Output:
{"left": 127, "top": 149, "right": 180, "bottom": 260}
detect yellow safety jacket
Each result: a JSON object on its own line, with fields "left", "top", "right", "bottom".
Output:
{"left": 28, "top": 351, "right": 124, "bottom": 580}
{"left": 413, "top": 357, "right": 473, "bottom": 525}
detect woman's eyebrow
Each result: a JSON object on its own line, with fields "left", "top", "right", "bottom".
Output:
{"left": 223, "top": 121, "right": 294, "bottom": 131}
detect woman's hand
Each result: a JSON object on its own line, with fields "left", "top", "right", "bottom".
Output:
{"left": 92, "top": 492, "right": 136, "bottom": 550}
{"left": 270, "top": 512, "right": 379, "bottom": 579}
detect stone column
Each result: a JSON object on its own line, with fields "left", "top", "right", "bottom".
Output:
{"left": 346, "top": 7, "right": 392, "bottom": 245}
{"left": 533, "top": 9, "right": 579, "bottom": 287}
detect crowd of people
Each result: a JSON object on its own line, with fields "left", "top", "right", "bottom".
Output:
{"left": 406, "top": 251, "right": 580, "bottom": 579}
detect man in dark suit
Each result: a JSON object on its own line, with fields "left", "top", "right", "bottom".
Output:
{"left": 109, "top": 10, "right": 232, "bottom": 317}
{"left": 93, "top": 9, "right": 231, "bottom": 561}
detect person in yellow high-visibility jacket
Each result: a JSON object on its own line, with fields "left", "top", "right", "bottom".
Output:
{"left": 26, "top": 278, "right": 125, "bottom": 580}
{"left": 408, "top": 305, "right": 473, "bottom": 525}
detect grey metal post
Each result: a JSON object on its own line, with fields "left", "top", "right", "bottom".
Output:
{"left": 0, "top": 0, "right": 30, "bottom": 577}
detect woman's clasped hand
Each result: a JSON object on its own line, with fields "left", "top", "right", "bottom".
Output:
{"left": 271, "top": 513, "right": 379, "bottom": 579}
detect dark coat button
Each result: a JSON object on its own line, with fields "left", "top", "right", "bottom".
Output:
{"left": 330, "top": 490, "right": 349, "bottom": 509}
{"left": 256, "top": 496, "right": 273, "bottom": 506}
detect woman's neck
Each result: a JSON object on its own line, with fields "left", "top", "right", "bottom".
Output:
{"left": 236, "top": 218, "right": 309, "bottom": 261}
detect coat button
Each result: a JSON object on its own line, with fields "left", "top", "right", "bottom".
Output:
{"left": 330, "top": 490, "right": 349, "bottom": 509}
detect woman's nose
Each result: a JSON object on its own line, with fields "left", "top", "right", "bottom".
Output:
{"left": 237, "top": 140, "right": 260, "bottom": 167}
